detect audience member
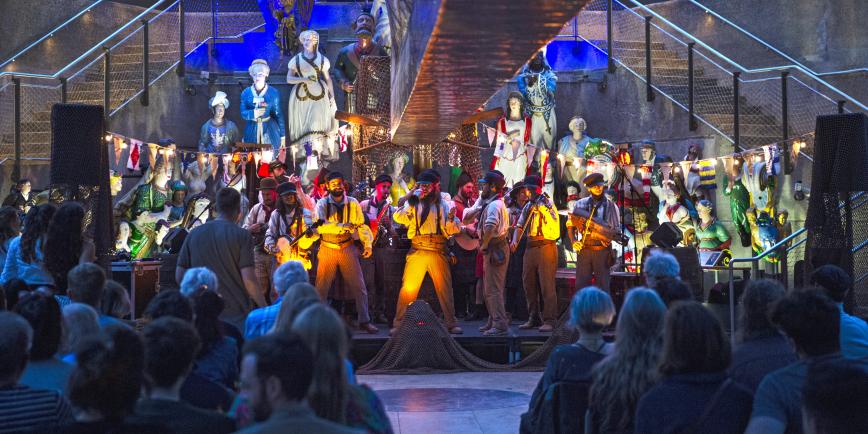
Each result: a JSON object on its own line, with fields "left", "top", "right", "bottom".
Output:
{"left": 0, "top": 205, "right": 21, "bottom": 270}
{"left": 271, "top": 282, "right": 320, "bottom": 334}
{"left": 236, "top": 333, "right": 362, "bottom": 434}
{"left": 191, "top": 289, "right": 239, "bottom": 389}
{"left": 63, "top": 324, "right": 169, "bottom": 433}
{"left": 0, "top": 311, "right": 73, "bottom": 432}
{"left": 43, "top": 202, "right": 96, "bottom": 293}
{"left": 177, "top": 187, "right": 265, "bottom": 330}
{"left": 128, "top": 317, "right": 235, "bottom": 434}
{"left": 291, "top": 304, "right": 391, "bottom": 433}
{"left": 180, "top": 266, "right": 220, "bottom": 299}
{"left": 745, "top": 288, "right": 848, "bottom": 434}
{"left": 99, "top": 280, "right": 131, "bottom": 321}
{"left": 521, "top": 287, "right": 615, "bottom": 433}
{"left": 802, "top": 357, "right": 868, "bottom": 434}
{"left": 729, "top": 279, "right": 797, "bottom": 391}
{"left": 651, "top": 276, "right": 692, "bottom": 307}
{"left": 587, "top": 287, "right": 666, "bottom": 433}
{"left": 143, "top": 289, "right": 194, "bottom": 322}
{"left": 643, "top": 250, "right": 680, "bottom": 287}
{"left": 14, "top": 292, "right": 74, "bottom": 392}
{"left": 60, "top": 302, "right": 101, "bottom": 362}
{"left": 3, "top": 278, "right": 27, "bottom": 310}
{"left": 1, "top": 203, "right": 55, "bottom": 288}
{"left": 635, "top": 301, "right": 753, "bottom": 433}
{"left": 245, "top": 260, "right": 309, "bottom": 339}
{"left": 810, "top": 264, "right": 868, "bottom": 360}
{"left": 67, "top": 263, "right": 120, "bottom": 328}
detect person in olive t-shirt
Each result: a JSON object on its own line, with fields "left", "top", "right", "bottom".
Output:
{"left": 176, "top": 188, "right": 266, "bottom": 330}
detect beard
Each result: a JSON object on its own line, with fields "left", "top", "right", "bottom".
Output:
{"left": 481, "top": 189, "right": 494, "bottom": 200}
{"left": 329, "top": 189, "right": 344, "bottom": 199}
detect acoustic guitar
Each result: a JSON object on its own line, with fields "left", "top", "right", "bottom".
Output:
{"left": 275, "top": 220, "right": 324, "bottom": 269}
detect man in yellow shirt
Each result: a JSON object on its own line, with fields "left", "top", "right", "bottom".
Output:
{"left": 510, "top": 175, "right": 560, "bottom": 332}
{"left": 392, "top": 171, "right": 463, "bottom": 335}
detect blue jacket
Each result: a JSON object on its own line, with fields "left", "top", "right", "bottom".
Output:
{"left": 240, "top": 85, "right": 285, "bottom": 151}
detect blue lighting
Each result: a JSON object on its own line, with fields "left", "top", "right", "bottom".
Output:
{"left": 546, "top": 40, "right": 609, "bottom": 71}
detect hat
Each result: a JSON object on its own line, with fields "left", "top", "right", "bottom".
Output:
{"left": 314, "top": 168, "right": 331, "bottom": 185}
{"left": 373, "top": 174, "right": 393, "bottom": 186}
{"left": 170, "top": 180, "right": 188, "bottom": 192}
{"left": 509, "top": 181, "right": 526, "bottom": 199}
{"left": 583, "top": 172, "right": 606, "bottom": 187}
{"left": 479, "top": 170, "right": 506, "bottom": 189}
{"left": 523, "top": 175, "right": 543, "bottom": 189}
{"left": 269, "top": 160, "right": 286, "bottom": 171}
{"left": 209, "top": 91, "right": 229, "bottom": 109}
{"left": 416, "top": 171, "right": 439, "bottom": 185}
{"left": 276, "top": 182, "right": 297, "bottom": 196}
{"left": 326, "top": 171, "right": 345, "bottom": 182}
{"left": 640, "top": 139, "right": 656, "bottom": 149}
{"left": 258, "top": 177, "right": 278, "bottom": 190}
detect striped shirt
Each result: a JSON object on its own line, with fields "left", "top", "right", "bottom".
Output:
{"left": 0, "top": 384, "right": 73, "bottom": 433}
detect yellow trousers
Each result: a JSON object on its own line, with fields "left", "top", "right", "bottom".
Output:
{"left": 393, "top": 249, "right": 457, "bottom": 329}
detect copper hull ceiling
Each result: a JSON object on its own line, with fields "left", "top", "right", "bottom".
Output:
{"left": 388, "top": 0, "right": 589, "bottom": 145}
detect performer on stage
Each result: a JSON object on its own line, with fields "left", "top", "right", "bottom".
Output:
{"left": 491, "top": 92, "right": 533, "bottom": 188}
{"left": 286, "top": 30, "right": 339, "bottom": 178}
{"left": 450, "top": 172, "right": 479, "bottom": 319}
{"left": 245, "top": 177, "right": 279, "bottom": 302}
{"left": 360, "top": 174, "right": 395, "bottom": 324}
{"left": 265, "top": 182, "right": 317, "bottom": 271}
{"left": 463, "top": 170, "right": 511, "bottom": 336}
{"left": 199, "top": 91, "right": 240, "bottom": 154}
{"left": 391, "top": 171, "right": 463, "bottom": 335}
{"left": 313, "top": 172, "right": 378, "bottom": 333}
{"left": 240, "top": 59, "right": 285, "bottom": 151}
{"left": 332, "top": 11, "right": 387, "bottom": 112}
{"left": 510, "top": 175, "right": 560, "bottom": 332}
{"left": 569, "top": 173, "right": 621, "bottom": 292}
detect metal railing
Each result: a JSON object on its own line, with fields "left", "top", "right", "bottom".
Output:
{"left": 0, "top": 0, "right": 264, "bottom": 178}
{"left": 573, "top": 0, "right": 856, "bottom": 165}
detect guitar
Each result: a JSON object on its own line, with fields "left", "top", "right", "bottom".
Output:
{"left": 275, "top": 220, "right": 324, "bottom": 269}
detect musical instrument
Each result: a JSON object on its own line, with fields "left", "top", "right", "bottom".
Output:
{"left": 453, "top": 225, "right": 481, "bottom": 251}
{"left": 275, "top": 220, "right": 324, "bottom": 269}
{"left": 572, "top": 202, "right": 600, "bottom": 255}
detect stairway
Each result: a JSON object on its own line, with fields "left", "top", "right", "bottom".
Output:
{"left": 597, "top": 38, "right": 789, "bottom": 150}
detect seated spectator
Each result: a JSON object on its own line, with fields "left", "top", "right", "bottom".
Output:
{"left": 0, "top": 205, "right": 20, "bottom": 274}
{"left": 271, "top": 282, "right": 321, "bottom": 334}
{"left": 143, "top": 289, "right": 194, "bottom": 322}
{"left": 236, "top": 333, "right": 362, "bottom": 434}
{"left": 14, "top": 292, "right": 74, "bottom": 392}
{"left": 191, "top": 290, "right": 239, "bottom": 389}
{"left": 180, "top": 266, "right": 220, "bottom": 299}
{"left": 67, "top": 263, "right": 120, "bottom": 328}
{"left": 142, "top": 289, "right": 235, "bottom": 411}
{"left": 651, "top": 276, "right": 692, "bottom": 307}
{"left": 588, "top": 288, "right": 666, "bottom": 433}
{"left": 291, "top": 304, "right": 391, "bottom": 433}
{"left": 181, "top": 267, "right": 245, "bottom": 351}
{"left": 521, "top": 286, "right": 615, "bottom": 433}
{"left": 62, "top": 324, "right": 169, "bottom": 433}
{"left": 745, "top": 288, "right": 851, "bottom": 434}
{"left": 245, "top": 260, "right": 309, "bottom": 339}
{"left": 729, "top": 279, "right": 797, "bottom": 392}
{"left": 802, "top": 357, "right": 868, "bottom": 434}
{"left": 635, "top": 302, "right": 753, "bottom": 433}
{"left": 810, "top": 264, "right": 868, "bottom": 361}
{"left": 128, "top": 317, "right": 235, "bottom": 434}
{"left": 43, "top": 202, "right": 96, "bottom": 294}
{"left": 99, "top": 280, "right": 131, "bottom": 321}
{"left": 643, "top": 249, "right": 680, "bottom": 287}
{"left": 0, "top": 311, "right": 73, "bottom": 432}
{"left": 1, "top": 204, "right": 56, "bottom": 288}
{"left": 60, "top": 303, "right": 101, "bottom": 363}
{"left": 3, "top": 278, "right": 27, "bottom": 310}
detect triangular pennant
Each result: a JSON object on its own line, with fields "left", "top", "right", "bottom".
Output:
{"left": 127, "top": 140, "right": 141, "bottom": 171}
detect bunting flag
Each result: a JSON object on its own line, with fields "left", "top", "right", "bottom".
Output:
{"left": 661, "top": 164, "right": 672, "bottom": 183}
{"left": 113, "top": 137, "right": 125, "bottom": 165}
{"left": 698, "top": 159, "right": 717, "bottom": 189}
{"left": 337, "top": 124, "right": 351, "bottom": 153}
{"left": 127, "top": 140, "right": 141, "bottom": 171}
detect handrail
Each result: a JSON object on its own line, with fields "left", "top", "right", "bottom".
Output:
{"left": 0, "top": 0, "right": 105, "bottom": 70}
{"left": 0, "top": 0, "right": 167, "bottom": 80}
{"left": 620, "top": 0, "right": 868, "bottom": 113}
{"left": 688, "top": 0, "right": 868, "bottom": 78}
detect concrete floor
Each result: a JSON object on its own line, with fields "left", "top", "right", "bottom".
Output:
{"left": 358, "top": 371, "right": 543, "bottom": 434}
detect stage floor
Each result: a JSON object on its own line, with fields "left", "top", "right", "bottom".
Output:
{"left": 350, "top": 319, "right": 555, "bottom": 341}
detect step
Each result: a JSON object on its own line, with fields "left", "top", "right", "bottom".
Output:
{"left": 611, "top": 39, "right": 667, "bottom": 51}
{"left": 616, "top": 47, "right": 683, "bottom": 59}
